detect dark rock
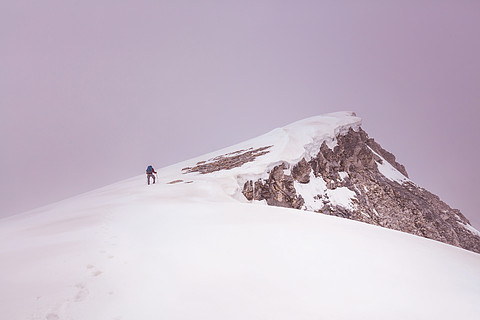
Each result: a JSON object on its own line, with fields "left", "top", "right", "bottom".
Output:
{"left": 292, "top": 158, "right": 312, "bottom": 183}
{"left": 242, "top": 127, "right": 480, "bottom": 254}
{"left": 242, "top": 163, "right": 304, "bottom": 209}
{"left": 183, "top": 146, "right": 273, "bottom": 174}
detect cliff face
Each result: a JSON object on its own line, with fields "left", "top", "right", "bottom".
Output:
{"left": 242, "top": 127, "right": 480, "bottom": 254}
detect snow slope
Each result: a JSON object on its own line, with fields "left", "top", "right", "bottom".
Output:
{"left": 1, "top": 112, "right": 480, "bottom": 320}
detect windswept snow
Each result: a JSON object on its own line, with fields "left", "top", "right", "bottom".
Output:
{"left": 177, "top": 111, "right": 362, "bottom": 187}
{"left": 1, "top": 112, "right": 480, "bottom": 320}
{"left": 1, "top": 177, "right": 480, "bottom": 320}
{"left": 281, "top": 112, "right": 362, "bottom": 161}
{"left": 368, "top": 146, "right": 410, "bottom": 184}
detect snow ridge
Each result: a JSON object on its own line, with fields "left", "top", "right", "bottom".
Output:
{"left": 2, "top": 111, "right": 480, "bottom": 320}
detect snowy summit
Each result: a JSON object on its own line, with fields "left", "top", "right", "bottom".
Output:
{"left": 1, "top": 111, "right": 480, "bottom": 320}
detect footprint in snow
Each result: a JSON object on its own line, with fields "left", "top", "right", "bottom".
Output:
{"left": 92, "top": 270, "right": 103, "bottom": 277}
{"left": 86, "top": 264, "right": 103, "bottom": 276}
{"left": 74, "top": 283, "right": 89, "bottom": 302}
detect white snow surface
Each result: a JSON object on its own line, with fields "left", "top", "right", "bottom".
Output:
{"left": 368, "top": 146, "right": 410, "bottom": 184}
{"left": 183, "top": 111, "right": 362, "bottom": 186}
{"left": 294, "top": 173, "right": 358, "bottom": 212}
{"left": 1, "top": 111, "right": 480, "bottom": 319}
{"left": 326, "top": 187, "right": 358, "bottom": 211}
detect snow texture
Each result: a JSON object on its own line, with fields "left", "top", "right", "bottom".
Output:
{"left": 1, "top": 112, "right": 480, "bottom": 320}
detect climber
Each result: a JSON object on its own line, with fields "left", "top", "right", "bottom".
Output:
{"left": 146, "top": 165, "right": 157, "bottom": 185}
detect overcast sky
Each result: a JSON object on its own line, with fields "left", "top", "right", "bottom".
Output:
{"left": 1, "top": 1, "right": 479, "bottom": 228}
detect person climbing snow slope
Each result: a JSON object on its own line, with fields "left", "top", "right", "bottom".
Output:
{"left": 146, "top": 165, "right": 157, "bottom": 185}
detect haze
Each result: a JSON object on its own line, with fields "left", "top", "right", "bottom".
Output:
{"left": 1, "top": 1, "right": 479, "bottom": 228}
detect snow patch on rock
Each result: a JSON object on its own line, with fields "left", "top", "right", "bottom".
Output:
{"left": 368, "top": 146, "right": 409, "bottom": 184}
{"left": 459, "top": 222, "right": 480, "bottom": 237}
{"left": 294, "top": 173, "right": 327, "bottom": 211}
{"left": 295, "top": 173, "right": 358, "bottom": 212}
{"left": 283, "top": 112, "right": 362, "bottom": 162}
{"left": 326, "top": 187, "right": 358, "bottom": 211}
{"left": 338, "top": 171, "right": 349, "bottom": 181}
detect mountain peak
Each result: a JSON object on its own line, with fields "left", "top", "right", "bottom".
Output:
{"left": 178, "top": 111, "right": 362, "bottom": 178}
{"left": 171, "top": 112, "right": 480, "bottom": 253}
{"left": 2, "top": 112, "right": 480, "bottom": 320}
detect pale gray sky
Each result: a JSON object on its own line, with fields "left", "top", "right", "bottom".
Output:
{"left": 1, "top": 1, "right": 479, "bottom": 228}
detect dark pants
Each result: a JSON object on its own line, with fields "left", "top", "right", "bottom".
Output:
{"left": 147, "top": 173, "right": 156, "bottom": 185}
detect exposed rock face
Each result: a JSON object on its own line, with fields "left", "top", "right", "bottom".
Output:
{"left": 243, "top": 163, "right": 304, "bottom": 209}
{"left": 292, "top": 158, "right": 311, "bottom": 183}
{"left": 182, "top": 146, "right": 272, "bottom": 174}
{"left": 242, "top": 127, "right": 480, "bottom": 254}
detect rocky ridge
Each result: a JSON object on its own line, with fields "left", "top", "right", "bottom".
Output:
{"left": 182, "top": 146, "right": 272, "bottom": 174}
{"left": 241, "top": 127, "right": 480, "bottom": 254}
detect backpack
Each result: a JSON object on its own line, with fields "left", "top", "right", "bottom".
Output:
{"left": 146, "top": 165, "right": 153, "bottom": 174}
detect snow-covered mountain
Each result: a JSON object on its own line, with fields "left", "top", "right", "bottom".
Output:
{"left": 179, "top": 111, "right": 480, "bottom": 253}
{"left": 1, "top": 111, "right": 480, "bottom": 319}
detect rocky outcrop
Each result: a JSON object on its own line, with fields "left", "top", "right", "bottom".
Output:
{"left": 243, "top": 162, "right": 304, "bottom": 209}
{"left": 291, "top": 158, "right": 311, "bottom": 183}
{"left": 242, "top": 127, "right": 480, "bottom": 254}
{"left": 182, "top": 146, "right": 272, "bottom": 174}
{"left": 366, "top": 137, "right": 408, "bottom": 177}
